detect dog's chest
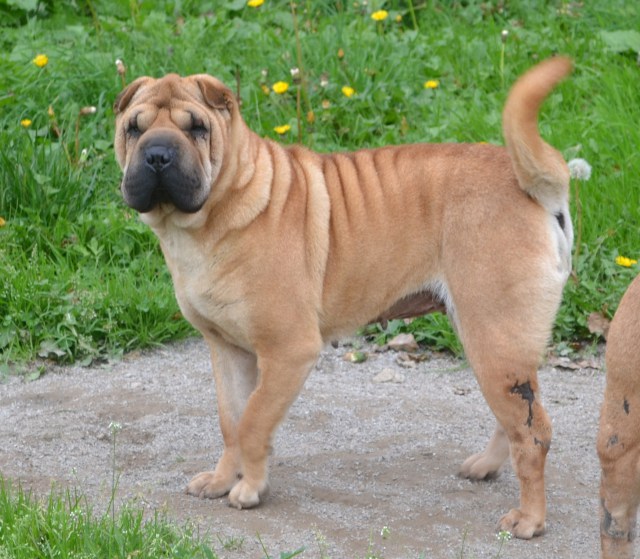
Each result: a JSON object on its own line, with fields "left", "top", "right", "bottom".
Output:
{"left": 160, "top": 234, "right": 252, "bottom": 348}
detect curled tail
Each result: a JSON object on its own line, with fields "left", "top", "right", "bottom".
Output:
{"left": 503, "top": 56, "right": 573, "bottom": 215}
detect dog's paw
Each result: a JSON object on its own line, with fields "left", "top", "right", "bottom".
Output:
{"left": 459, "top": 451, "right": 502, "bottom": 480}
{"left": 497, "top": 508, "right": 545, "bottom": 539}
{"left": 228, "top": 478, "right": 269, "bottom": 510}
{"left": 186, "top": 471, "right": 236, "bottom": 499}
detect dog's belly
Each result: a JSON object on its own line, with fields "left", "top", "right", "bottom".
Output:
{"left": 374, "top": 290, "right": 447, "bottom": 324}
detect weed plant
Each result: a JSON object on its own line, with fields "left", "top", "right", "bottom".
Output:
{"left": 1, "top": 1, "right": 639, "bottom": 363}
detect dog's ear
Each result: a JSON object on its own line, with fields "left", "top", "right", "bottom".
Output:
{"left": 195, "top": 75, "right": 237, "bottom": 114}
{"left": 114, "top": 77, "right": 150, "bottom": 114}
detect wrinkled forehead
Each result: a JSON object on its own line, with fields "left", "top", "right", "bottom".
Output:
{"left": 125, "top": 75, "right": 219, "bottom": 130}
{"left": 133, "top": 74, "right": 203, "bottom": 109}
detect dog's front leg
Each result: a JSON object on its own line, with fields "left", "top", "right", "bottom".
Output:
{"left": 187, "top": 335, "right": 258, "bottom": 500}
{"left": 227, "top": 336, "right": 322, "bottom": 509}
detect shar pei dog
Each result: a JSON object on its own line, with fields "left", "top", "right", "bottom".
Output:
{"left": 598, "top": 273, "right": 640, "bottom": 559}
{"left": 114, "top": 56, "right": 574, "bottom": 538}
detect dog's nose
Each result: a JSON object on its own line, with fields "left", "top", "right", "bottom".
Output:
{"left": 144, "top": 145, "right": 174, "bottom": 172}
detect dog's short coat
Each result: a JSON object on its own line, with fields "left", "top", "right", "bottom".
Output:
{"left": 598, "top": 274, "right": 640, "bottom": 558}
{"left": 114, "top": 57, "right": 574, "bottom": 538}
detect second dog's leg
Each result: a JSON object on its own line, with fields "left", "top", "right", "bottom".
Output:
{"left": 597, "top": 274, "right": 640, "bottom": 559}
{"left": 598, "top": 404, "right": 640, "bottom": 559}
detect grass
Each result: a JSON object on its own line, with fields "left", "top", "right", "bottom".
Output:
{"left": 0, "top": 0, "right": 639, "bottom": 366}
{"left": 0, "top": 476, "right": 219, "bottom": 559}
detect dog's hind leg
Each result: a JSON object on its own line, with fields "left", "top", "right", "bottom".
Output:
{"left": 187, "top": 334, "right": 258, "bottom": 500}
{"left": 467, "top": 353, "right": 551, "bottom": 539}
{"left": 445, "top": 266, "right": 562, "bottom": 539}
{"left": 466, "top": 347, "right": 551, "bottom": 539}
{"left": 459, "top": 421, "right": 510, "bottom": 480}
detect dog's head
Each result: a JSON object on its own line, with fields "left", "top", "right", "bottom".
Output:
{"left": 114, "top": 74, "right": 239, "bottom": 215}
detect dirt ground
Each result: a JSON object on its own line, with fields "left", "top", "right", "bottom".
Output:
{"left": 0, "top": 337, "right": 606, "bottom": 558}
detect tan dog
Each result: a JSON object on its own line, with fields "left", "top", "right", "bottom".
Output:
{"left": 598, "top": 274, "right": 640, "bottom": 558}
{"left": 114, "top": 57, "right": 573, "bottom": 538}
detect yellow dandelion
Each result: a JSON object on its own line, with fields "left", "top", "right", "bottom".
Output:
{"left": 342, "top": 86, "right": 356, "bottom": 98}
{"left": 615, "top": 256, "right": 637, "bottom": 268}
{"left": 247, "top": 0, "right": 264, "bottom": 7}
{"left": 0, "top": 217, "right": 6, "bottom": 227}
{"left": 33, "top": 54, "right": 48, "bottom": 68}
{"left": 274, "top": 124, "right": 291, "bottom": 135}
{"left": 272, "top": 81, "right": 289, "bottom": 94}
{"left": 260, "top": 84, "right": 270, "bottom": 95}
{"left": 371, "top": 10, "right": 388, "bottom": 21}
{"left": 424, "top": 80, "right": 440, "bottom": 89}
{"left": 20, "top": 119, "right": 32, "bottom": 128}
{"left": 395, "top": 14, "right": 402, "bottom": 23}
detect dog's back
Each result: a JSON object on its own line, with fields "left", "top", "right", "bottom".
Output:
{"left": 598, "top": 274, "right": 640, "bottom": 559}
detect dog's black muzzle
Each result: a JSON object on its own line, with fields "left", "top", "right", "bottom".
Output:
{"left": 122, "top": 133, "right": 207, "bottom": 214}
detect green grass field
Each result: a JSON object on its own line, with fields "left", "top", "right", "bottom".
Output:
{"left": 1, "top": 0, "right": 639, "bottom": 365}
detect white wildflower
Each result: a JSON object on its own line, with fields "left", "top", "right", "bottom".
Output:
{"left": 568, "top": 158, "right": 592, "bottom": 181}
{"left": 497, "top": 529, "right": 512, "bottom": 542}
{"left": 109, "top": 421, "right": 122, "bottom": 432}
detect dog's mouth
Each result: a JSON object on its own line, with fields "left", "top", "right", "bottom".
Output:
{"left": 121, "top": 170, "right": 206, "bottom": 214}
{"left": 122, "top": 138, "right": 208, "bottom": 214}
{"left": 128, "top": 183, "right": 175, "bottom": 214}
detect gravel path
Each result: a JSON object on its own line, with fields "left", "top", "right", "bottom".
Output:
{"left": 0, "top": 338, "right": 605, "bottom": 558}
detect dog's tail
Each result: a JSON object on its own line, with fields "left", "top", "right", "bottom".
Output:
{"left": 502, "top": 56, "right": 572, "bottom": 214}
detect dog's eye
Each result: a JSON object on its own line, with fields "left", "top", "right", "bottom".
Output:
{"left": 190, "top": 116, "right": 208, "bottom": 138}
{"left": 127, "top": 117, "right": 141, "bottom": 137}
